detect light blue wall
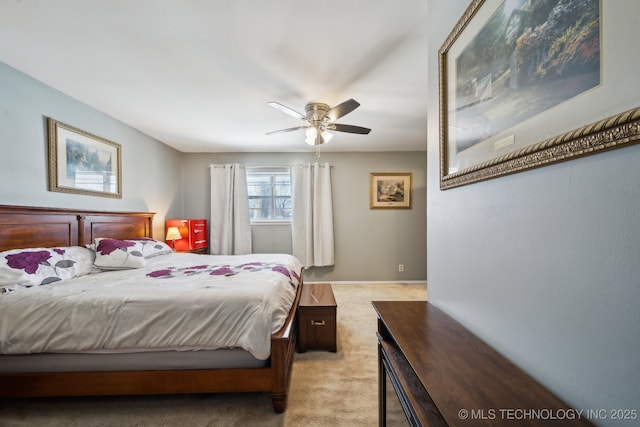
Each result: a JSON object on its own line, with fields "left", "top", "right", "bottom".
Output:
{"left": 0, "top": 62, "right": 183, "bottom": 238}
{"left": 426, "top": 1, "right": 640, "bottom": 425}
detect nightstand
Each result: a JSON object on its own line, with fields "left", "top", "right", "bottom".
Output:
{"left": 165, "top": 219, "right": 207, "bottom": 253}
{"left": 297, "top": 283, "right": 337, "bottom": 352}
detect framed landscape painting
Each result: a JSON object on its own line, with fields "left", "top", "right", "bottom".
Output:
{"left": 48, "top": 118, "right": 122, "bottom": 198}
{"left": 437, "top": 0, "right": 640, "bottom": 189}
{"left": 370, "top": 173, "right": 412, "bottom": 209}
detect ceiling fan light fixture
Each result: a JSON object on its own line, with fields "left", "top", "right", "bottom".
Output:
{"left": 320, "top": 129, "right": 333, "bottom": 143}
{"left": 305, "top": 126, "right": 317, "bottom": 139}
{"left": 304, "top": 125, "right": 332, "bottom": 145}
{"left": 305, "top": 126, "right": 317, "bottom": 145}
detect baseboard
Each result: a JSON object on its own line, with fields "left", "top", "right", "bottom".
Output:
{"left": 306, "top": 280, "right": 427, "bottom": 286}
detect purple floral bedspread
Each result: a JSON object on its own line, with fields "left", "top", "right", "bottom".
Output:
{"left": 146, "top": 261, "right": 300, "bottom": 287}
{"left": 0, "top": 253, "right": 303, "bottom": 359}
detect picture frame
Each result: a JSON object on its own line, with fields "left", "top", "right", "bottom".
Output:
{"left": 370, "top": 173, "right": 411, "bottom": 209}
{"left": 48, "top": 118, "right": 122, "bottom": 198}
{"left": 438, "top": 0, "right": 640, "bottom": 190}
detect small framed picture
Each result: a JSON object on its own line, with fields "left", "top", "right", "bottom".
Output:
{"left": 48, "top": 118, "right": 122, "bottom": 198}
{"left": 370, "top": 173, "right": 411, "bottom": 209}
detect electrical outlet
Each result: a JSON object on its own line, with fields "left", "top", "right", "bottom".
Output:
{"left": 398, "top": 264, "right": 405, "bottom": 272}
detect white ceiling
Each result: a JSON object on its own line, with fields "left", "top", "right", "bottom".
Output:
{"left": 0, "top": 0, "right": 429, "bottom": 153}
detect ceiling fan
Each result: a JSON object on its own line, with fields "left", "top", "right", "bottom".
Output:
{"left": 266, "top": 98, "right": 371, "bottom": 146}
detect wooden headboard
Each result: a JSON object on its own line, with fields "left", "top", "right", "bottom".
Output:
{"left": 0, "top": 205, "right": 155, "bottom": 251}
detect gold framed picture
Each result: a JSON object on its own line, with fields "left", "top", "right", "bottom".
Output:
{"left": 436, "top": 0, "right": 640, "bottom": 190}
{"left": 48, "top": 118, "right": 122, "bottom": 198}
{"left": 370, "top": 173, "right": 411, "bottom": 209}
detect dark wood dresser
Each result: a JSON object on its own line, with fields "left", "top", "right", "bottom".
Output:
{"left": 373, "top": 301, "right": 595, "bottom": 426}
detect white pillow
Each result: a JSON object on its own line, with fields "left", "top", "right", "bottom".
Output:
{"left": 0, "top": 246, "right": 97, "bottom": 291}
{"left": 127, "top": 238, "right": 173, "bottom": 258}
{"left": 93, "top": 238, "right": 147, "bottom": 270}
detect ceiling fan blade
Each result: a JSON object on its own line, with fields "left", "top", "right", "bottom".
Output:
{"left": 265, "top": 126, "right": 307, "bottom": 135}
{"left": 267, "top": 101, "right": 306, "bottom": 120}
{"left": 327, "top": 99, "right": 360, "bottom": 121}
{"left": 330, "top": 123, "right": 371, "bottom": 135}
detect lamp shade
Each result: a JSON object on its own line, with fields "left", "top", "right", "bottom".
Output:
{"left": 166, "top": 226, "right": 182, "bottom": 241}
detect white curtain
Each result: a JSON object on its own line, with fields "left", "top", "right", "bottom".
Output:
{"left": 290, "top": 162, "right": 335, "bottom": 267}
{"left": 210, "top": 164, "right": 252, "bottom": 255}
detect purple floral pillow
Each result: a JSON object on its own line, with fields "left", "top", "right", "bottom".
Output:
{"left": 127, "top": 238, "right": 172, "bottom": 258}
{"left": 0, "top": 246, "right": 97, "bottom": 291}
{"left": 93, "top": 238, "right": 147, "bottom": 270}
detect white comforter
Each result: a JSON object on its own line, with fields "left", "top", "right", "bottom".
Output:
{"left": 0, "top": 253, "right": 302, "bottom": 360}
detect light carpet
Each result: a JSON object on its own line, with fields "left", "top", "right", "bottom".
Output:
{"left": 0, "top": 283, "right": 426, "bottom": 427}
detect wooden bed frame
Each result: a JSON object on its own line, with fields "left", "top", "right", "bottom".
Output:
{"left": 0, "top": 205, "right": 302, "bottom": 413}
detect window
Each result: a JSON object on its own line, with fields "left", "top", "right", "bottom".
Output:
{"left": 246, "top": 167, "right": 291, "bottom": 222}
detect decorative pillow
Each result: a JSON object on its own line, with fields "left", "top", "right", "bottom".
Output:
{"left": 93, "top": 238, "right": 147, "bottom": 270}
{"left": 0, "top": 246, "right": 97, "bottom": 291}
{"left": 127, "top": 238, "right": 173, "bottom": 258}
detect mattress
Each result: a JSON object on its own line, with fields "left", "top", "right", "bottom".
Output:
{"left": 0, "top": 348, "right": 267, "bottom": 373}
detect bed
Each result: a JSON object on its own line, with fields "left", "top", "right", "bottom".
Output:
{"left": 0, "top": 205, "right": 303, "bottom": 413}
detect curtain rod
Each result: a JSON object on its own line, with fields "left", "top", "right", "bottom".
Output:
{"left": 250, "top": 164, "right": 333, "bottom": 168}
{"left": 292, "top": 163, "right": 333, "bottom": 168}
{"left": 210, "top": 164, "right": 333, "bottom": 168}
